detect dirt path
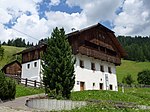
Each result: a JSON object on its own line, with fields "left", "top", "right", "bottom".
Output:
{"left": 0, "top": 94, "right": 45, "bottom": 112}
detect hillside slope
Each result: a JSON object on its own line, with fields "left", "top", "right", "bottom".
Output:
{"left": 117, "top": 60, "right": 150, "bottom": 83}
{"left": 0, "top": 45, "right": 25, "bottom": 69}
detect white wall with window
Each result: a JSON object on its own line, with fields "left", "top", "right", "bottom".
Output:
{"left": 21, "top": 59, "right": 42, "bottom": 82}
{"left": 21, "top": 54, "right": 118, "bottom": 91}
{"left": 73, "top": 54, "right": 118, "bottom": 91}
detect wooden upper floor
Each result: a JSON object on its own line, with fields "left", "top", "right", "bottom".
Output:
{"left": 67, "top": 23, "right": 126, "bottom": 65}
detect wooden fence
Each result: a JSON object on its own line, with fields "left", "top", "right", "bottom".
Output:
{"left": 118, "top": 83, "right": 150, "bottom": 88}
{"left": 5, "top": 74, "right": 44, "bottom": 88}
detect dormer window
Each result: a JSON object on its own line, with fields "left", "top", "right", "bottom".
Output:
{"left": 80, "top": 60, "right": 84, "bottom": 68}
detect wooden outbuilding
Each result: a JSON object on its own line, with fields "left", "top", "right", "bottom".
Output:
{"left": 1, "top": 60, "right": 22, "bottom": 77}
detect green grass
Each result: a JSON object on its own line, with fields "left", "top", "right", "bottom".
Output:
{"left": 117, "top": 60, "right": 150, "bottom": 83}
{"left": 16, "top": 84, "right": 44, "bottom": 98}
{"left": 71, "top": 88, "right": 150, "bottom": 106}
{"left": 0, "top": 45, "right": 25, "bottom": 69}
{"left": 68, "top": 88, "right": 150, "bottom": 112}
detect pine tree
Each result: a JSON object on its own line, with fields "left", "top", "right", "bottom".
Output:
{"left": 42, "top": 27, "right": 75, "bottom": 99}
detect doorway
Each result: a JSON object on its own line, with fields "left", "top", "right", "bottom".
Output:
{"left": 80, "top": 82, "right": 85, "bottom": 91}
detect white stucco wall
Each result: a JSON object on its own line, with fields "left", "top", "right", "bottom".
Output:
{"left": 21, "top": 54, "right": 118, "bottom": 91}
{"left": 73, "top": 54, "right": 118, "bottom": 91}
{"left": 21, "top": 59, "right": 42, "bottom": 82}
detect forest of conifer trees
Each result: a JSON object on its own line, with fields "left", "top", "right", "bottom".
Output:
{"left": 117, "top": 36, "right": 150, "bottom": 62}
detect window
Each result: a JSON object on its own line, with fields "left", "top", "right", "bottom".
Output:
{"left": 27, "top": 64, "right": 30, "bottom": 69}
{"left": 100, "top": 65, "right": 104, "bottom": 72}
{"left": 77, "top": 81, "right": 79, "bottom": 85}
{"left": 99, "top": 83, "right": 103, "bottom": 90}
{"left": 93, "top": 83, "right": 95, "bottom": 87}
{"left": 79, "top": 60, "right": 84, "bottom": 68}
{"left": 34, "top": 62, "right": 37, "bottom": 67}
{"left": 108, "top": 67, "right": 112, "bottom": 74}
{"left": 91, "top": 62, "right": 95, "bottom": 70}
{"left": 109, "top": 84, "right": 113, "bottom": 90}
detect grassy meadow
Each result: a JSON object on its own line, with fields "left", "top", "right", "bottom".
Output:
{"left": 117, "top": 60, "right": 150, "bottom": 83}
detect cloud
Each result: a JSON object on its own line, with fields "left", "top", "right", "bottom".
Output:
{"left": 113, "top": 0, "right": 150, "bottom": 36}
{"left": 45, "top": 11, "right": 87, "bottom": 33}
{"left": 66, "top": 0, "right": 122, "bottom": 23}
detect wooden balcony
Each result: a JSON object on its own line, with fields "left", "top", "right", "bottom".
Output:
{"left": 78, "top": 46, "right": 121, "bottom": 65}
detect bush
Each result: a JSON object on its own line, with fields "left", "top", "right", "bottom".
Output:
{"left": 122, "top": 74, "right": 134, "bottom": 85}
{"left": 137, "top": 70, "right": 150, "bottom": 85}
{"left": 0, "top": 71, "right": 16, "bottom": 100}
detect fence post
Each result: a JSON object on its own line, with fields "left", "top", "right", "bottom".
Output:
{"left": 34, "top": 80, "right": 36, "bottom": 88}
{"left": 25, "top": 78, "right": 28, "bottom": 87}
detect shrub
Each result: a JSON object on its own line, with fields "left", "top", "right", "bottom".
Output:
{"left": 0, "top": 71, "right": 16, "bottom": 100}
{"left": 122, "top": 74, "right": 134, "bottom": 85}
{"left": 137, "top": 70, "right": 150, "bottom": 85}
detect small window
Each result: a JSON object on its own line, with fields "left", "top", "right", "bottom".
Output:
{"left": 93, "top": 83, "right": 95, "bottom": 87}
{"left": 99, "top": 83, "right": 103, "bottom": 90}
{"left": 80, "top": 60, "right": 84, "bottom": 68}
{"left": 108, "top": 67, "right": 112, "bottom": 74}
{"left": 27, "top": 64, "right": 30, "bottom": 69}
{"left": 100, "top": 65, "right": 104, "bottom": 72}
{"left": 109, "top": 84, "right": 113, "bottom": 90}
{"left": 34, "top": 62, "right": 37, "bottom": 67}
{"left": 77, "top": 81, "right": 79, "bottom": 85}
{"left": 91, "top": 62, "right": 95, "bottom": 70}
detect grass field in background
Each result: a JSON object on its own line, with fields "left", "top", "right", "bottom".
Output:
{"left": 116, "top": 60, "right": 150, "bottom": 83}
{"left": 0, "top": 45, "right": 25, "bottom": 69}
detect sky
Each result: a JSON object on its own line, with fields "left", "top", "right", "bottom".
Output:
{"left": 0, "top": 0, "right": 150, "bottom": 44}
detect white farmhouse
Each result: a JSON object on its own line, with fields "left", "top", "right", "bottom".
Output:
{"left": 17, "top": 23, "right": 126, "bottom": 91}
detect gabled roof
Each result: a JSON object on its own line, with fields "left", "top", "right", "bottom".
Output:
{"left": 67, "top": 23, "right": 127, "bottom": 57}
{"left": 1, "top": 60, "right": 21, "bottom": 71}
{"left": 67, "top": 23, "right": 114, "bottom": 37}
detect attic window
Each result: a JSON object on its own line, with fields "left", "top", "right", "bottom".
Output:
{"left": 102, "top": 35, "right": 105, "bottom": 39}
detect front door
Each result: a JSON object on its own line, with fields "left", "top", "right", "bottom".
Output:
{"left": 80, "top": 82, "right": 85, "bottom": 91}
